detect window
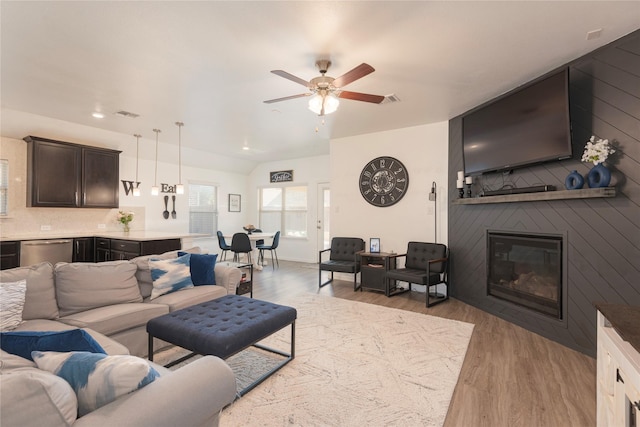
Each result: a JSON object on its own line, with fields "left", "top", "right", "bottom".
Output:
{"left": 0, "top": 160, "right": 8, "bottom": 216}
{"left": 259, "top": 185, "right": 307, "bottom": 238}
{"left": 188, "top": 183, "right": 218, "bottom": 234}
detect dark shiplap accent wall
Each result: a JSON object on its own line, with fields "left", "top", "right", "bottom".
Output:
{"left": 448, "top": 30, "right": 640, "bottom": 357}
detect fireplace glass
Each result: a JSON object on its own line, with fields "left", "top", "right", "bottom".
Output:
{"left": 487, "top": 231, "right": 562, "bottom": 319}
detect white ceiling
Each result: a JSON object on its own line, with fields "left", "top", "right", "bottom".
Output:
{"left": 1, "top": 1, "right": 639, "bottom": 168}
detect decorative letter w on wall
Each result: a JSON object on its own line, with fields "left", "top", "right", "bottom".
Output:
{"left": 121, "top": 180, "right": 140, "bottom": 196}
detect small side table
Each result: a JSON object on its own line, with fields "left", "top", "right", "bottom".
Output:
{"left": 218, "top": 261, "right": 253, "bottom": 297}
{"left": 359, "top": 252, "right": 405, "bottom": 297}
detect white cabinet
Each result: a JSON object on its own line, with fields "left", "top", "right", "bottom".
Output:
{"left": 597, "top": 310, "right": 640, "bottom": 427}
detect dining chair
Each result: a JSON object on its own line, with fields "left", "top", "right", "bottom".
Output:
{"left": 253, "top": 229, "right": 264, "bottom": 247}
{"left": 216, "top": 231, "right": 232, "bottom": 261}
{"left": 257, "top": 231, "right": 280, "bottom": 269}
{"left": 231, "top": 232, "right": 252, "bottom": 264}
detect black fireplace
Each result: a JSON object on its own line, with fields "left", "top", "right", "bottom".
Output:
{"left": 487, "top": 231, "right": 563, "bottom": 319}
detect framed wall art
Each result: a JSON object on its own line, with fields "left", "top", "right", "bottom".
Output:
{"left": 228, "top": 194, "right": 241, "bottom": 212}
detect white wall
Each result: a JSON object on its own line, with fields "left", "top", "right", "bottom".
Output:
{"left": 248, "top": 155, "right": 330, "bottom": 263}
{"left": 330, "top": 122, "right": 449, "bottom": 256}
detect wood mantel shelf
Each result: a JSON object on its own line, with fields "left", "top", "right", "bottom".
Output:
{"left": 452, "top": 187, "right": 616, "bottom": 205}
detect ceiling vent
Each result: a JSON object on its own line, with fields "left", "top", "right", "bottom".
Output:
{"left": 114, "top": 110, "right": 140, "bottom": 118}
{"left": 381, "top": 94, "right": 401, "bottom": 104}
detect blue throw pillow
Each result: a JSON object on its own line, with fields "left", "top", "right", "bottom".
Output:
{"left": 178, "top": 252, "right": 217, "bottom": 285}
{"left": 148, "top": 253, "right": 194, "bottom": 300}
{"left": 0, "top": 329, "right": 106, "bottom": 361}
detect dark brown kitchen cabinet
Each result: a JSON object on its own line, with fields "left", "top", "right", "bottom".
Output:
{"left": 95, "top": 238, "right": 111, "bottom": 262}
{"left": 24, "top": 136, "right": 121, "bottom": 208}
{"left": 0, "top": 241, "right": 20, "bottom": 270}
{"left": 95, "top": 238, "right": 180, "bottom": 262}
{"left": 73, "top": 238, "right": 95, "bottom": 262}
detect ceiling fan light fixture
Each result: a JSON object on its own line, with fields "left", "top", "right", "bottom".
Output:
{"left": 308, "top": 92, "right": 339, "bottom": 115}
{"left": 324, "top": 93, "right": 340, "bottom": 114}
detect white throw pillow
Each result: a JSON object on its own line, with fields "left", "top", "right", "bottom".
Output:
{"left": 148, "top": 253, "right": 194, "bottom": 300}
{"left": 0, "top": 280, "right": 26, "bottom": 331}
{"left": 32, "top": 351, "right": 162, "bottom": 417}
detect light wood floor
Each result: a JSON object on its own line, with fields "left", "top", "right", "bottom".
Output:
{"left": 249, "top": 260, "right": 597, "bottom": 427}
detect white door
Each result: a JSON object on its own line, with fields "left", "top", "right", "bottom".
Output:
{"left": 317, "top": 184, "right": 330, "bottom": 253}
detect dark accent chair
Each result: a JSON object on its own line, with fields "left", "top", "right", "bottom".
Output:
{"left": 319, "top": 237, "right": 365, "bottom": 290}
{"left": 231, "top": 232, "right": 252, "bottom": 264}
{"left": 386, "top": 242, "right": 449, "bottom": 307}
{"left": 217, "top": 231, "right": 231, "bottom": 261}
{"left": 257, "top": 231, "right": 280, "bottom": 269}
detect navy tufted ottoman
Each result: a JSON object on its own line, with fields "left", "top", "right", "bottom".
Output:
{"left": 147, "top": 294, "right": 296, "bottom": 396}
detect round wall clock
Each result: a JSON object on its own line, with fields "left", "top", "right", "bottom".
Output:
{"left": 359, "top": 156, "right": 409, "bottom": 207}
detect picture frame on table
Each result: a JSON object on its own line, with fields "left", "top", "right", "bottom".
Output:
{"left": 370, "top": 238, "right": 380, "bottom": 253}
{"left": 228, "top": 194, "right": 241, "bottom": 212}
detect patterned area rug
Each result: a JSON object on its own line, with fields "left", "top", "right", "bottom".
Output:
{"left": 155, "top": 294, "right": 474, "bottom": 426}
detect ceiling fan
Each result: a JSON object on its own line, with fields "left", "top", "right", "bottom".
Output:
{"left": 264, "top": 60, "right": 385, "bottom": 116}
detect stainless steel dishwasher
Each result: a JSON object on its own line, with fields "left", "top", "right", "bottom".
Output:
{"left": 20, "top": 239, "right": 73, "bottom": 266}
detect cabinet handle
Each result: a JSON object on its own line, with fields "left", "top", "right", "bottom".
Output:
{"left": 75, "top": 191, "right": 78, "bottom": 206}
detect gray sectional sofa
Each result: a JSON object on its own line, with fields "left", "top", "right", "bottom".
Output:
{"left": 0, "top": 248, "right": 241, "bottom": 427}
{"left": 1, "top": 248, "right": 241, "bottom": 356}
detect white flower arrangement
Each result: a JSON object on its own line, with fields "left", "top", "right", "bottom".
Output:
{"left": 581, "top": 135, "right": 615, "bottom": 165}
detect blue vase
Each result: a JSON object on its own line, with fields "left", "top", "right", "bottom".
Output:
{"left": 587, "top": 163, "right": 611, "bottom": 188}
{"left": 565, "top": 170, "right": 584, "bottom": 190}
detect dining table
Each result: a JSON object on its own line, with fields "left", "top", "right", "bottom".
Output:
{"left": 223, "top": 232, "right": 275, "bottom": 270}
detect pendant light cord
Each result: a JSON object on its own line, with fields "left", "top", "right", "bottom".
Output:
{"left": 153, "top": 129, "right": 161, "bottom": 186}
{"left": 176, "top": 122, "right": 183, "bottom": 185}
{"left": 134, "top": 134, "right": 141, "bottom": 182}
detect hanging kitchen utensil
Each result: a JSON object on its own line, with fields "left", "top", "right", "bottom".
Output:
{"left": 163, "top": 195, "right": 170, "bottom": 219}
{"left": 171, "top": 195, "right": 177, "bottom": 219}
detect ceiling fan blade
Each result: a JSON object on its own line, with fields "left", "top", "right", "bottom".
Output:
{"left": 271, "top": 70, "right": 311, "bottom": 87}
{"left": 338, "top": 91, "right": 385, "bottom": 104}
{"left": 263, "top": 93, "right": 311, "bottom": 104}
{"left": 332, "top": 63, "right": 375, "bottom": 88}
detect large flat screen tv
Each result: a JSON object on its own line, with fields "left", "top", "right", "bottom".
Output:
{"left": 462, "top": 68, "right": 572, "bottom": 175}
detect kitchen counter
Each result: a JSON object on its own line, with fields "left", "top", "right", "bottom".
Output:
{"left": 595, "top": 303, "right": 640, "bottom": 355}
{"left": 0, "top": 231, "right": 210, "bottom": 242}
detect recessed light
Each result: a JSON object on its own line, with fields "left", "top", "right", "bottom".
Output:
{"left": 242, "top": 146, "right": 250, "bottom": 151}
{"left": 92, "top": 112, "right": 105, "bottom": 119}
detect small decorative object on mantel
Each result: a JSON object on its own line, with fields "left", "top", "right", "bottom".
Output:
{"left": 564, "top": 170, "right": 584, "bottom": 190}
{"left": 582, "top": 135, "right": 616, "bottom": 188}
{"left": 117, "top": 210, "right": 134, "bottom": 233}
{"left": 465, "top": 176, "right": 473, "bottom": 198}
{"left": 456, "top": 180, "right": 464, "bottom": 198}
{"left": 456, "top": 171, "right": 464, "bottom": 198}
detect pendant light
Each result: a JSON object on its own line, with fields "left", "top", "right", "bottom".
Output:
{"left": 175, "top": 121, "right": 184, "bottom": 195}
{"left": 133, "top": 134, "right": 141, "bottom": 197}
{"left": 151, "top": 129, "right": 161, "bottom": 196}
